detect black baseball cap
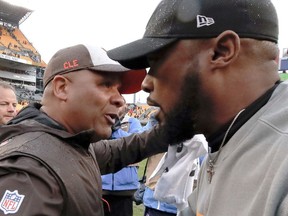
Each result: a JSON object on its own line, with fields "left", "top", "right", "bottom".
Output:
{"left": 43, "top": 44, "right": 146, "bottom": 94}
{"left": 107, "top": 0, "right": 278, "bottom": 69}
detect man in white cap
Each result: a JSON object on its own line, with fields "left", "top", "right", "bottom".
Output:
{"left": 0, "top": 44, "right": 168, "bottom": 216}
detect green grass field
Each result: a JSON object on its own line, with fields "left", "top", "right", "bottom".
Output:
{"left": 133, "top": 203, "right": 145, "bottom": 216}
{"left": 133, "top": 159, "right": 147, "bottom": 216}
{"left": 280, "top": 72, "right": 288, "bottom": 81}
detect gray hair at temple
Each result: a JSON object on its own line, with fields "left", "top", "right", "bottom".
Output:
{"left": 0, "top": 81, "right": 16, "bottom": 94}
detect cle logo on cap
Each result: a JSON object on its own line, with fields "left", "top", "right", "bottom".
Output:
{"left": 63, "top": 59, "right": 79, "bottom": 70}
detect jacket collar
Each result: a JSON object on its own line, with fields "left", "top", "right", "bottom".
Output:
{"left": 1, "top": 102, "right": 99, "bottom": 149}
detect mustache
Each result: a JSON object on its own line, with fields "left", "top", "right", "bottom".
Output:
{"left": 146, "top": 97, "right": 162, "bottom": 123}
{"left": 146, "top": 97, "right": 161, "bottom": 107}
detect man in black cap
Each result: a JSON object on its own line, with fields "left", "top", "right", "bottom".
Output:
{"left": 108, "top": 0, "right": 288, "bottom": 215}
{"left": 0, "top": 44, "right": 168, "bottom": 216}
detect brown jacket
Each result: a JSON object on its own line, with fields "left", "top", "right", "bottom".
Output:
{"left": 0, "top": 103, "right": 167, "bottom": 216}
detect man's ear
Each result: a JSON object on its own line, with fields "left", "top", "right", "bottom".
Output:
{"left": 211, "top": 30, "right": 240, "bottom": 68}
{"left": 51, "top": 75, "right": 69, "bottom": 101}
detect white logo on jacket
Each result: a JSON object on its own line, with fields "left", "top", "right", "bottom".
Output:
{"left": 0, "top": 190, "right": 25, "bottom": 214}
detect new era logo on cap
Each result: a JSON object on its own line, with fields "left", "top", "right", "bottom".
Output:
{"left": 107, "top": 0, "right": 278, "bottom": 70}
{"left": 197, "top": 15, "right": 215, "bottom": 28}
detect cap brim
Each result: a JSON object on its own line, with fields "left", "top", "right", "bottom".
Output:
{"left": 107, "top": 38, "right": 177, "bottom": 69}
{"left": 120, "top": 69, "right": 147, "bottom": 94}
{"left": 89, "top": 64, "right": 146, "bottom": 94}
{"left": 90, "top": 64, "right": 134, "bottom": 72}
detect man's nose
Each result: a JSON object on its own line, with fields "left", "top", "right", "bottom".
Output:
{"left": 141, "top": 74, "right": 153, "bottom": 93}
{"left": 111, "top": 90, "right": 125, "bottom": 107}
{"left": 7, "top": 104, "right": 16, "bottom": 112}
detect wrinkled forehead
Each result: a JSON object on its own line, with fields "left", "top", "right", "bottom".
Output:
{"left": 93, "top": 70, "right": 125, "bottom": 84}
{"left": 63, "top": 69, "right": 123, "bottom": 82}
{"left": 61, "top": 68, "right": 144, "bottom": 95}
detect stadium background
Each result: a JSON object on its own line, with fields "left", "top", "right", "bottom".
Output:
{"left": 1, "top": 0, "right": 287, "bottom": 124}
{"left": 0, "top": 0, "right": 160, "bottom": 124}
{"left": 1, "top": 1, "right": 288, "bottom": 215}
{"left": 0, "top": 0, "right": 287, "bottom": 119}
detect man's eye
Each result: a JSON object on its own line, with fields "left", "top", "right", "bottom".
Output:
{"left": 147, "top": 56, "right": 159, "bottom": 66}
{"left": 103, "top": 81, "right": 113, "bottom": 88}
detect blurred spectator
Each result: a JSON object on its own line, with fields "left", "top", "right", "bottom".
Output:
{"left": 0, "top": 81, "right": 17, "bottom": 125}
{"left": 102, "top": 101, "right": 144, "bottom": 216}
{"left": 140, "top": 113, "right": 177, "bottom": 216}
{"left": 143, "top": 153, "right": 178, "bottom": 216}
{"left": 142, "top": 114, "right": 207, "bottom": 216}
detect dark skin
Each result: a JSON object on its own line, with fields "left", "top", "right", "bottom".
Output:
{"left": 41, "top": 69, "right": 125, "bottom": 141}
{"left": 142, "top": 31, "right": 280, "bottom": 142}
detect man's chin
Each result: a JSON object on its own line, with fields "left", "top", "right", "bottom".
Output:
{"left": 92, "top": 128, "right": 112, "bottom": 141}
{"left": 3, "top": 117, "right": 13, "bottom": 124}
{"left": 159, "top": 123, "right": 195, "bottom": 145}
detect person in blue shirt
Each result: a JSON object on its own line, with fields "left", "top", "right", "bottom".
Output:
{"left": 141, "top": 113, "right": 178, "bottom": 216}
{"left": 141, "top": 113, "right": 206, "bottom": 216}
{"left": 101, "top": 101, "right": 143, "bottom": 216}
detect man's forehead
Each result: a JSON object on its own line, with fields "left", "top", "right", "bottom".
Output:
{"left": 0, "top": 88, "right": 16, "bottom": 96}
{"left": 64, "top": 69, "right": 123, "bottom": 80}
{"left": 148, "top": 40, "right": 180, "bottom": 58}
{"left": 93, "top": 70, "right": 124, "bottom": 80}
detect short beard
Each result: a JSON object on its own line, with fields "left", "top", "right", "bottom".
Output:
{"left": 158, "top": 71, "right": 202, "bottom": 145}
